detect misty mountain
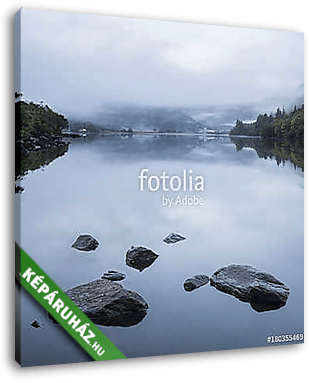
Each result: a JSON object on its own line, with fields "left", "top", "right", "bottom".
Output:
{"left": 188, "top": 83, "right": 304, "bottom": 131}
{"left": 68, "top": 83, "right": 304, "bottom": 134}
{"left": 70, "top": 105, "right": 201, "bottom": 133}
{"left": 69, "top": 103, "right": 264, "bottom": 133}
{"left": 187, "top": 104, "right": 259, "bottom": 131}
{"left": 252, "top": 83, "right": 304, "bottom": 117}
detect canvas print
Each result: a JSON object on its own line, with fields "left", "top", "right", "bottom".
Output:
{"left": 15, "top": 9, "right": 304, "bottom": 367}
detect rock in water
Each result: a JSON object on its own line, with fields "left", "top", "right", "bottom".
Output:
{"left": 125, "top": 246, "right": 159, "bottom": 272}
{"left": 65, "top": 279, "right": 148, "bottom": 327}
{"left": 210, "top": 264, "right": 290, "bottom": 312}
{"left": 101, "top": 270, "right": 126, "bottom": 281}
{"left": 183, "top": 274, "right": 209, "bottom": 292}
{"left": 30, "top": 320, "right": 41, "bottom": 329}
{"left": 71, "top": 234, "right": 99, "bottom": 252}
{"left": 163, "top": 232, "right": 186, "bottom": 244}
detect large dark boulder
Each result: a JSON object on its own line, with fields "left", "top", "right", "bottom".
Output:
{"left": 210, "top": 264, "right": 290, "bottom": 312}
{"left": 125, "top": 246, "right": 159, "bottom": 272}
{"left": 71, "top": 234, "right": 99, "bottom": 252}
{"left": 183, "top": 274, "right": 209, "bottom": 292}
{"left": 163, "top": 232, "right": 186, "bottom": 244}
{"left": 66, "top": 279, "right": 148, "bottom": 327}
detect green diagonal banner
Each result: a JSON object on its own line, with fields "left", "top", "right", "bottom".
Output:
{"left": 16, "top": 244, "right": 126, "bottom": 361}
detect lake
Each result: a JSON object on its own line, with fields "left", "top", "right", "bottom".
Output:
{"left": 16, "top": 133, "right": 304, "bottom": 366}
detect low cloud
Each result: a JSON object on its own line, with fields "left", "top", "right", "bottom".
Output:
{"left": 19, "top": 9, "right": 304, "bottom": 118}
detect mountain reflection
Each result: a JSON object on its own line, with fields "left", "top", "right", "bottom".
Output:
{"left": 16, "top": 133, "right": 303, "bottom": 195}
{"left": 73, "top": 133, "right": 304, "bottom": 172}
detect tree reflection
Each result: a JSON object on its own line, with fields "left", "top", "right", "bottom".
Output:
{"left": 230, "top": 137, "right": 304, "bottom": 171}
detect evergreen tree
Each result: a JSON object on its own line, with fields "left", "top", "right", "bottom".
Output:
{"left": 230, "top": 105, "right": 304, "bottom": 141}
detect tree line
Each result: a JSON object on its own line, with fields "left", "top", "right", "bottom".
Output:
{"left": 16, "top": 99, "right": 69, "bottom": 145}
{"left": 15, "top": 96, "right": 69, "bottom": 192}
{"left": 230, "top": 104, "right": 304, "bottom": 141}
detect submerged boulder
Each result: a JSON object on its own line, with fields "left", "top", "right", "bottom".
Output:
{"left": 125, "top": 246, "right": 159, "bottom": 272}
{"left": 71, "top": 234, "right": 99, "bottom": 252}
{"left": 210, "top": 264, "right": 290, "bottom": 312}
{"left": 163, "top": 232, "right": 186, "bottom": 244}
{"left": 65, "top": 279, "right": 148, "bottom": 327}
{"left": 101, "top": 270, "right": 126, "bottom": 281}
{"left": 183, "top": 274, "right": 209, "bottom": 292}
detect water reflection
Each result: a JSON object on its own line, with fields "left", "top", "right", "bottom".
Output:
{"left": 15, "top": 143, "right": 69, "bottom": 193}
{"left": 230, "top": 136, "right": 304, "bottom": 171}
{"left": 72, "top": 133, "right": 304, "bottom": 173}
{"left": 249, "top": 299, "right": 287, "bottom": 313}
{"left": 18, "top": 132, "right": 304, "bottom": 365}
{"left": 16, "top": 134, "right": 304, "bottom": 188}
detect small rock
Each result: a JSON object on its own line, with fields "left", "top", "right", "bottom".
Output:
{"left": 210, "top": 264, "right": 290, "bottom": 312}
{"left": 163, "top": 232, "right": 186, "bottom": 244}
{"left": 183, "top": 274, "right": 209, "bottom": 292}
{"left": 30, "top": 320, "right": 41, "bottom": 329}
{"left": 71, "top": 234, "right": 99, "bottom": 252}
{"left": 101, "top": 270, "right": 126, "bottom": 281}
{"left": 125, "top": 246, "right": 159, "bottom": 272}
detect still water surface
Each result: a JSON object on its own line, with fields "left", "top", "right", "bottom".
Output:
{"left": 18, "top": 134, "right": 304, "bottom": 366}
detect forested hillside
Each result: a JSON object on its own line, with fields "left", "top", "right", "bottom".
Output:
{"left": 15, "top": 98, "right": 69, "bottom": 192}
{"left": 16, "top": 100, "right": 68, "bottom": 152}
{"left": 230, "top": 105, "right": 304, "bottom": 141}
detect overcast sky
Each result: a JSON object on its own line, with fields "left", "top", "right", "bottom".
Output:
{"left": 18, "top": 8, "right": 304, "bottom": 118}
